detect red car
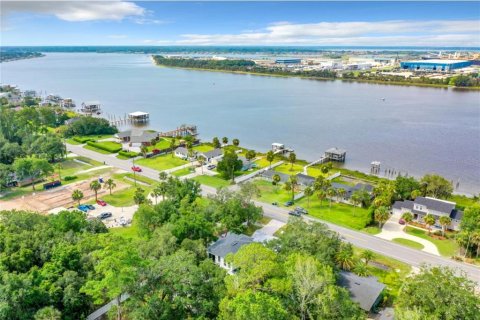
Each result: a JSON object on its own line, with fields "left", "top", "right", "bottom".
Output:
{"left": 132, "top": 166, "right": 142, "bottom": 172}
{"left": 97, "top": 199, "right": 107, "bottom": 206}
{"left": 398, "top": 218, "right": 406, "bottom": 225}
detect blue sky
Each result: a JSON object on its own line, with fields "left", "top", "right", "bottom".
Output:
{"left": 1, "top": 1, "right": 479, "bottom": 46}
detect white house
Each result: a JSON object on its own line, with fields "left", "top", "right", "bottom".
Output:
{"left": 174, "top": 147, "right": 190, "bottom": 160}
{"left": 207, "top": 233, "right": 253, "bottom": 274}
{"left": 392, "top": 196, "right": 463, "bottom": 230}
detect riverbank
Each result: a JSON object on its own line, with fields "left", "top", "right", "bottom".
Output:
{"left": 0, "top": 52, "right": 45, "bottom": 63}
{"left": 152, "top": 59, "right": 480, "bottom": 90}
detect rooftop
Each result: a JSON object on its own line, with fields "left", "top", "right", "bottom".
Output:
{"left": 129, "top": 111, "right": 149, "bottom": 117}
{"left": 207, "top": 233, "right": 253, "bottom": 258}
{"left": 415, "top": 196, "right": 455, "bottom": 214}
{"left": 402, "top": 59, "right": 469, "bottom": 64}
{"left": 325, "top": 147, "right": 346, "bottom": 155}
{"left": 339, "top": 271, "right": 385, "bottom": 311}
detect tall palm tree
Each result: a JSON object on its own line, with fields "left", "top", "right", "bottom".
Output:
{"left": 439, "top": 216, "right": 451, "bottom": 237}
{"left": 304, "top": 186, "right": 313, "bottom": 208}
{"left": 140, "top": 145, "right": 148, "bottom": 158}
{"left": 104, "top": 178, "right": 116, "bottom": 195}
{"left": 71, "top": 189, "right": 84, "bottom": 205}
{"left": 266, "top": 151, "right": 275, "bottom": 169}
{"left": 337, "top": 188, "right": 346, "bottom": 202}
{"left": 159, "top": 171, "right": 168, "bottom": 181}
{"left": 154, "top": 182, "right": 168, "bottom": 201}
{"left": 326, "top": 187, "right": 336, "bottom": 208}
{"left": 89, "top": 180, "right": 102, "bottom": 201}
{"left": 232, "top": 138, "right": 240, "bottom": 147}
{"left": 424, "top": 214, "right": 436, "bottom": 235}
{"left": 288, "top": 152, "right": 296, "bottom": 171}
{"left": 360, "top": 250, "right": 375, "bottom": 266}
{"left": 288, "top": 175, "right": 298, "bottom": 202}
{"left": 353, "top": 263, "right": 370, "bottom": 277}
{"left": 402, "top": 211, "right": 413, "bottom": 226}
{"left": 169, "top": 137, "right": 176, "bottom": 157}
{"left": 198, "top": 158, "right": 205, "bottom": 174}
{"left": 336, "top": 245, "right": 355, "bottom": 271}
{"left": 471, "top": 232, "right": 480, "bottom": 258}
{"left": 317, "top": 189, "right": 326, "bottom": 207}
{"left": 350, "top": 193, "right": 361, "bottom": 217}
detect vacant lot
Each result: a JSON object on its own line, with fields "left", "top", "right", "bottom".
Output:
{"left": 136, "top": 154, "right": 188, "bottom": 171}
{"left": 193, "top": 175, "right": 230, "bottom": 189}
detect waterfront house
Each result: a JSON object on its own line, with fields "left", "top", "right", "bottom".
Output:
{"left": 174, "top": 147, "right": 190, "bottom": 159}
{"left": 207, "top": 233, "right": 253, "bottom": 274}
{"left": 324, "top": 147, "right": 346, "bottom": 162}
{"left": 128, "top": 111, "right": 149, "bottom": 123}
{"left": 331, "top": 182, "right": 374, "bottom": 206}
{"left": 0, "top": 92, "right": 22, "bottom": 104}
{"left": 296, "top": 173, "right": 315, "bottom": 186}
{"left": 80, "top": 101, "right": 101, "bottom": 114}
{"left": 197, "top": 148, "right": 223, "bottom": 164}
{"left": 261, "top": 169, "right": 290, "bottom": 183}
{"left": 338, "top": 271, "right": 385, "bottom": 312}
{"left": 392, "top": 197, "right": 462, "bottom": 230}
{"left": 116, "top": 129, "right": 158, "bottom": 148}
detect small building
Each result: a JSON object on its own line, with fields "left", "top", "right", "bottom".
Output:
{"left": 331, "top": 182, "right": 374, "bottom": 205}
{"left": 400, "top": 59, "right": 472, "bottom": 71}
{"left": 0, "top": 91, "right": 22, "bottom": 104}
{"left": 296, "top": 173, "right": 315, "bottom": 186}
{"left": 261, "top": 169, "right": 290, "bottom": 183}
{"left": 116, "top": 129, "right": 158, "bottom": 147}
{"left": 338, "top": 271, "right": 385, "bottom": 312}
{"left": 207, "top": 233, "right": 253, "bottom": 274}
{"left": 128, "top": 111, "right": 149, "bottom": 123}
{"left": 272, "top": 143, "right": 285, "bottom": 151}
{"left": 45, "top": 94, "right": 63, "bottom": 104}
{"left": 324, "top": 147, "right": 346, "bottom": 162}
{"left": 392, "top": 196, "right": 462, "bottom": 230}
{"left": 80, "top": 101, "right": 101, "bottom": 114}
{"left": 61, "top": 98, "right": 75, "bottom": 108}
{"left": 275, "top": 58, "right": 302, "bottom": 64}
{"left": 238, "top": 156, "right": 257, "bottom": 171}
{"left": 174, "top": 147, "right": 190, "bottom": 159}
{"left": 198, "top": 148, "right": 223, "bottom": 164}
{"left": 23, "top": 90, "right": 37, "bottom": 98}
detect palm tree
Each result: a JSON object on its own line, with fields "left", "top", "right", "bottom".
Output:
{"left": 336, "top": 244, "right": 355, "bottom": 271}
{"left": 222, "top": 137, "right": 228, "bottom": 145}
{"left": 266, "top": 150, "right": 275, "bottom": 169}
{"left": 317, "top": 189, "right": 326, "bottom": 207}
{"left": 151, "top": 186, "right": 162, "bottom": 205}
{"left": 402, "top": 211, "right": 413, "bottom": 226}
{"left": 154, "top": 182, "right": 168, "bottom": 201}
{"left": 374, "top": 206, "right": 390, "bottom": 228}
{"left": 140, "top": 145, "right": 148, "bottom": 158}
{"left": 198, "top": 158, "right": 205, "bottom": 174}
{"left": 55, "top": 163, "right": 63, "bottom": 181}
{"left": 439, "top": 216, "right": 451, "bottom": 237}
{"left": 272, "top": 174, "right": 281, "bottom": 186}
{"left": 326, "top": 187, "right": 336, "bottom": 208}
{"left": 288, "top": 152, "right": 296, "bottom": 171}
{"left": 288, "top": 175, "right": 298, "bottom": 202}
{"left": 353, "top": 263, "right": 370, "bottom": 277}
{"left": 232, "top": 138, "right": 240, "bottom": 147}
{"left": 159, "top": 171, "right": 168, "bottom": 181}
{"left": 89, "top": 180, "right": 102, "bottom": 201}
{"left": 360, "top": 250, "right": 375, "bottom": 266}
{"left": 336, "top": 188, "right": 346, "bottom": 202}
{"left": 71, "top": 189, "right": 84, "bottom": 205}
{"left": 304, "top": 186, "right": 313, "bottom": 208}
{"left": 169, "top": 137, "right": 176, "bottom": 157}
{"left": 104, "top": 178, "right": 116, "bottom": 195}
{"left": 471, "top": 232, "right": 480, "bottom": 258}
{"left": 350, "top": 193, "right": 361, "bottom": 217}
{"left": 424, "top": 214, "right": 436, "bottom": 235}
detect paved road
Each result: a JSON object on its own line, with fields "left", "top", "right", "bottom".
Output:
{"left": 66, "top": 143, "right": 480, "bottom": 285}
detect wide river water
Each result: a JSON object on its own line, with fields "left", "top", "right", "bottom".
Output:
{"left": 1, "top": 53, "right": 479, "bottom": 194}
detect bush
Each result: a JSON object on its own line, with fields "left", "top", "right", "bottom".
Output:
{"left": 86, "top": 141, "right": 122, "bottom": 153}
{"left": 118, "top": 150, "right": 139, "bottom": 158}
{"left": 64, "top": 116, "right": 118, "bottom": 137}
{"left": 64, "top": 175, "right": 77, "bottom": 181}
{"left": 73, "top": 136, "right": 94, "bottom": 143}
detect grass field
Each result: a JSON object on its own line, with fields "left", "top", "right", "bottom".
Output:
{"left": 405, "top": 226, "right": 459, "bottom": 257}
{"left": 273, "top": 162, "right": 306, "bottom": 175}
{"left": 172, "top": 167, "right": 194, "bottom": 177}
{"left": 450, "top": 194, "right": 479, "bottom": 210}
{"left": 193, "top": 175, "right": 230, "bottom": 189}
{"left": 84, "top": 144, "right": 112, "bottom": 154}
{"left": 136, "top": 154, "right": 188, "bottom": 171}
{"left": 109, "top": 219, "right": 141, "bottom": 240}
{"left": 147, "top": 137, "right": 176, "bottom": 152}
{"left": 392, "top": 238, "right": 425, "bottom": 250}
{"left": 193, "top": 144, "right": 215, "bottom": 153}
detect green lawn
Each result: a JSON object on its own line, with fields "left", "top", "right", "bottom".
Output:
{"left": 273, "top": 162, "right": 306, "bottom": 175}
{"left": 147, "top": 137, "right": 176, "bottom": 152}
{"left": 254, "top": 179, "right": 293, "bottom": 205}
{"left": 193, "top": 144, "right": 215, "bottom": 153}
{"left": 362, "top": 226, "right": 382, "bottom": 235}
{"left": 405, "top": 227, "right": 459, "bottom": 257}
{"left": 193, "top": 175, "right": 230, "bottom": 189}
{"left": 172, "top": 167, "right": 194, "bottom": 177}
{"left": 392, "top": 238, "right": 425, "bottom": 250}
{"left": 450, "top": 194, "right": 479, "bottom": 210}
{"left": 109, "top": 220, "right": 141, "bottom": 240}
{"left": 84, "top": 144, "right": 114, "bottom": 154}
{"left": 75, "top": 156, "right": 103, "bottom": 166}
{"left": 65, "top": 138, "right": 82, "bottom": 145}
{"left": 136, "top": 154, "right": 188, "bottom": 171}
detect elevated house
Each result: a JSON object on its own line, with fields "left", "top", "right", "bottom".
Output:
{"left": 197, "top": 148, "right": 223, "bottom": 164}
{"left": 392, "top": 197, "right": 463, "bottom": 230}
{"left": 128, "top": 111, "right": 149, "bottom": 123}
{"left": 80, "top": 101, "right": 101, "bottom": 115}
{"left": 339, "top": 271, "right": 385, "bottom": 312}
{"left": 324, "top": 147, "right": 346, "bottom": 162}
{"left": 61, "top": 98, "right": 75, "bottom": 108}
{"left": 207, "top": 233, "right": 253, "bottom": 274}
{"left": 116, "top": 129, "right": 158, "bottom": 148}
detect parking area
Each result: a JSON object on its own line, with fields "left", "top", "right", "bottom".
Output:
{"left": 86, "top": 203, "right": 138, "bottom": 228}
{"left": 252, "top": 219, "right": 285, "bottom": 242}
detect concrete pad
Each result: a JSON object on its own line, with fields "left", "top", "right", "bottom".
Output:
{"left": 252, "top": 219, "right": 285, "bottom": 243}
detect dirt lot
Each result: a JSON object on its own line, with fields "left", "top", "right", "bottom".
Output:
{"left": 0, "top": 176, "right": 129, "bottom": 213}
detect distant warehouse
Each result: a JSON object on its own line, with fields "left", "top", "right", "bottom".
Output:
{"left": 400, "top": 59, "right": 472, "bottom": 71}
{"left": 275, "top": 58, "right": 302, "bottom": 64}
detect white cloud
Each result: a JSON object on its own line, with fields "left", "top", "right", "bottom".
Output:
{"left": 108, "top": 34, "right": 128, "bottom": 39}
{"left": 176, "top": 20, "right": 480, "bottom": 46}
{"left": 2, "top": 0, "right": 145, "bottom": 22}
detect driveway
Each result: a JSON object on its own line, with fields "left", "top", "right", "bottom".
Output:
{"left": 252, "top": 219, "right": 285, "bottom": 242}
{"left": 376, "top": 211, "right": 440, "bottom": 256}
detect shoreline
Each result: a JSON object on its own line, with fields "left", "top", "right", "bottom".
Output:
{"left": 152, "top": 61, "right": 480, "bottom": 90}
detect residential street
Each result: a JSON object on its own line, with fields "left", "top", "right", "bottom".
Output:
{"left": 66, "top": 143, "right": 480, "bottom": 286}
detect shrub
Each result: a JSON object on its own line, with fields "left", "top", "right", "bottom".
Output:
{"left": 118, "top": 150, "right": 139, "bottom": 158}
{"left": 86, "top": 141, "right": 122, "bottom": 153}
{"left": 73, "top": 136, "right": 94, "bottom": 143}
{"left": 64, "top": 175, "right": 77, "bottom": 181}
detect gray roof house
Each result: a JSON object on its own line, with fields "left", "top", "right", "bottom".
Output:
{"left": 392, "top": 196, "right": 462, "bottom": 230}
{"left": 261, "top": 169, "right": 290, "bottom": 183}
{"left": 339, "top": 271, "right": 385, "bottom": 312}
{"left": 198, "top": 148, "right": 223, "bottom": 162}
{"left": 174, "top": 147, "right": 190, "bottom": 159}
{"left": 207, "top": 233, "right": 253, "bottom": 274}
{"left": 296, "top": 173, "right": 315, "bottom": 186}
{"left": 116, "top": 129, "right": 158, "bottom": 145}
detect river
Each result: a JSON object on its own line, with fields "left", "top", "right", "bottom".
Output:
{"left": 1, "top": 53, "right": 479, "bottom": 194}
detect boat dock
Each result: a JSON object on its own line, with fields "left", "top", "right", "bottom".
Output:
{"left": 303, "top": 147, "right": 346, "bottom": 174}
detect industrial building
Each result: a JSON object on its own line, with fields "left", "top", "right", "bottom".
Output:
{"left": 275, "top": 58, "right": 302, "bottom": 64}
{"left": 400, "top": 59, "right": 472, "bottom": 71}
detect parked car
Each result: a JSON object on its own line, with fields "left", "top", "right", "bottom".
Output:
{"left": 284, "top": 201, "right": 293, "bottom": 207}
{"left": 295, "top": 207, "right": 308, "bottom": 214}
{"left": 77, "top": 204, "right": 89, "bottom": 212}
{"left": 131, "top": 166, "right": 142, "bottom": 172}
{"left": 97, "top": 199, "right": 107, "bottom": 206}
{"left": 86, "top": 204, "right": 95, "bottom": 210}
{"left": 119, "top": 216, "right": 127, "bottom": 226}
{"left": 398, "top": 218, "right": 406, "bottom": 225}
{"left": 98, "top": 212, "right": 112, "bottom": 220}
{"left": 271, "top": 202, "right": 278, "bottom": 206}
{"left": 207, "top": 164, "right": 216, "bottom": 170}
{"left": 288, "top": 210, "right": 301, "bottom": 217}
{"left": 152, "top": 149, "right": 161, "bottom": 155}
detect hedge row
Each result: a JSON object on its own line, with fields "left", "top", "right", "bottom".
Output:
{"left": 119, "top": 150, "right": 139, "bottom": 158}
{"left": 86, "top": 141, "right": 122, "bottom": 153}
{"left": 73, "top": 136, "right": 94, "bottom": 143}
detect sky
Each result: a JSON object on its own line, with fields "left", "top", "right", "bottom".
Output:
{"left": 1, "top": 1, "right": 480, "bottom": 47}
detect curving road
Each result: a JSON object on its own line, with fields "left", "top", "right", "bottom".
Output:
{"left": 66, "top": 143, "right": 480, "bottom": 285}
